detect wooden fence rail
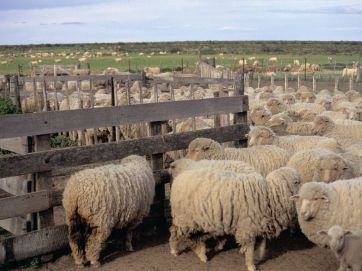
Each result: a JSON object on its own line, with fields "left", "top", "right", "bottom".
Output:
{"left": 0, "top": 96, "right": 247, "bottom": 139}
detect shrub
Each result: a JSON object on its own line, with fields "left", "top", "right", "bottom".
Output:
{"left": 0, "top": 97, "right": 18, "bottom": 115}
{"left": 50, "top": 134, "right": 77, "bottom": 148}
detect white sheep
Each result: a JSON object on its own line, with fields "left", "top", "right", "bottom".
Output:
{"left": 248, "top": 126, "right": 341, "bottom": 153}
{"left": 170, "top": 166, "right": 301, "bottom": 271}
{"left": 317, "top": 225, "right": 362, "bottom": 271}
{"left": 169, "top": 158, "right": 256, "bottom": 178}
{"left": 249, "top": 105, "right": 272, "bottom": 126}
{"left": 185, "top": 138, "right": 291, "bottom": 176}
{"left": 286, "top": 148, "right": 356, "bottom": 184}
{"left": 63, "top": 155, "right": 155, "bottom": 267}
{"left": 291, "top": 178, "right": 362, "bottom": 247}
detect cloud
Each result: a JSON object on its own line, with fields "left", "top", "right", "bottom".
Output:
{"left": 60, "top": 22, "right": 85, "bottom": 25}
{"left": 269, "top": 5, "right": 362, "bottom": 15}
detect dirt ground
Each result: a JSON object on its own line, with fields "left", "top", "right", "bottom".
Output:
{"left": 11, "top": 230, "right": 338, "bottom": 271}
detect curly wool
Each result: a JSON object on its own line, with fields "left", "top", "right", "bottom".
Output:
{"left": 248, "top": 126, "right": 341, "bottom": 153}
{"left": 312, "top": 115, "right": 362, "bottom": 138}
{"left": 63, "top": 155, "right": 155, "bottom": 265}
{"left": 169, "top": 158, "right": 256, "bottom": 178}
{"left": 186, "top": 138, "right": 292, "bottom": 176}
{"left": 287, "top": 148, "right": 356, "bottom": 184}
{"left": 290, "top": 102, "right": 325, "bottom": 114}
{"left": 295, "top": 179, "right": 362, "bottom": 246}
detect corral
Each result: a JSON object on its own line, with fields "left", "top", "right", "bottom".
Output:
{"left": 1, "top": 59, "right": 362, "bottom": 271}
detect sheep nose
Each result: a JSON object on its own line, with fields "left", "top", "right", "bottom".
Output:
{"left": 301, "top": 210, "right": 312, "bottom": 221}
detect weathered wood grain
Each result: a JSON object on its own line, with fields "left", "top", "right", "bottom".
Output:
{"left": 0, "top": 96, "right": 247, "bottom": 139}
{"left": 0, "top": 124, "right": 248, "bottom": 178}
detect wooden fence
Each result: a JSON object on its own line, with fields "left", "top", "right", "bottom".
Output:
{"left": 0, "top": 73, "right": 248, "bottom": 264}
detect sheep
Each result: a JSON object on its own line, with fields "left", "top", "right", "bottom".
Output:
{"left": 291, "top": 178, "right": 362, "bottom": 247}
{"left": 342, "top": 68, "right": 357, "bottom": 78}
{"left": 143, "top": 66, "right": 161, "bottom": 76}
{"left": 290, "top": 102, "right": 325, "bottom": 114}
{"left": 266, "top": 114, "right": 313, "bottom": 136}
{"left": 297, "top": 109, "right": 317, "bottom": 122}
{"left": 312, "top": 116, "right": 362, "bottom": 146}
{"left": 63, "top": 155, "right": 155, "bottom": 267}
{"left": 345, "top": 90, "right": 361, "bottom": 102}
{"left": 265, "top": 98, "right": 286, "bottom": 115}
{"left": 248, "top": 126, "right": 341, "bottom": 153}
{"left": 281, "top": 93, "right": 296, "bottom": 105}
{"left": 317, "top": 225, "right": 362, "bottom": 271}
{"left": 286, "top": 148, "right": 356, "bottom": 185}
{"left": 300, "top": 92, "right": 316, "bottom": 103}
{"left": 321, "top": 110, "right": 347, "bottom": 120}
{"left": 170, "top": 166, "right": 301, "bottom": 271}
{"left": 169, "top": 158, "right": 256, "bottom": 178}
{"left": 249, "top": 105, "right": 272, "bottom": 125}
{"left": 185, "top": 138, "right": 291, "bottom": 176}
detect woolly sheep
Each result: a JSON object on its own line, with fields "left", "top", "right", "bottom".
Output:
{"left": 185, "top": 138, "right": 291, "bottom": 176}
{"left": 63, "top": 155, "right": 155, "bottom": 267}
{"left": 169, "top": 158, "right": 256, "bottom": 178}
{"left": 170, "top": 166, "right": 300, "bottom": 271}
{"left": 265, "top": 98, "right": 286, "bottom": 115}
{"left": 248, "top": 126, "right": 341, "bottom": 153}
{"left": 290, "top": 102, "right": 325, "bottom": 114}
{"left": 249, "top": 105, "right": 272, "bottom": 125}
{"left": 345, "top": 90, "right": 361, "bottom": 102}
{"left": 291, "top": 178, "right": 362, "bottom": 247}
{"left": 297, "top": 109, "right": 318, "bottom": 122}
{"left": 317, "top": 225, "right": 362, "bottom": 271}
{"left": 286, "top": 148, "right": 356, "bottom": 185}
{"left": 321, "top": 110, "right": 347, "bottom": 120}
{"left": 312, "top": 116, "right": 362, "bottom": 145}
{"left": 265, "top": 115, "right": 313, "bottom": 136}
{"left": 281, "top": 93, "right": 296, "bottom": 105}
{"left": 316, "top": 97, "right": 332, "bottom": 110}
{"left": 300, "top": 92, "right": 316, "bottom": 103}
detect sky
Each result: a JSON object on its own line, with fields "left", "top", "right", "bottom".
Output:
{"left": 0, "top": 0, "right": 361, "bottom": 45}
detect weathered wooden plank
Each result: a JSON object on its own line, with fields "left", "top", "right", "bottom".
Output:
{"left": 0, "top": 96, "right": 247, "bottom": 139}
{"left": 0, "top": 124, "right": 248, "bottom": 178}
{"left": 0, "top": 224, "right": 68, "bottom": 264}
{"left": 18, "top": 74, "right": 143, "bottom": 83}
{"left": 0, "top": 190, "right": 50, "bottom": 220}
{"left": 0, "top": 137, "right": 29, "bottom": 155}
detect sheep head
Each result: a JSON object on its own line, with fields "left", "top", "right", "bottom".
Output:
{"left": 265, "top": 98, "right": 286, "bottom": 115}
{"left": 301, "top": 92, "right": 316, "bottom": 103}
{"left": 248, "top": 126, "right": 275, "bottom": 147}
{"left": 312, "top": 155, "right": 350, "bottom": 183}
{"left": 291, "top": 182, "right": 330, "bottom": 221}
{"left": 312, "top": 116, "right": 335, "bottom": 135}
{"left": 185, "top": 138, "right": 223, "bottom": 161}
{"left": 317, "top": 225, "right": 351, "bottom": 252}
{"left": 169, "top": 159, "right": 193, "bottom": 178}
{"left": 249, "top": 106, "right": 272, "bottom": 126}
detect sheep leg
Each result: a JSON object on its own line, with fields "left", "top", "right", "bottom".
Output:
{"left": 215, "top": 237, "right": 227, "bottom": 252}
{"left": 254, "top": 238, "right": 267, "bottom": 263}
{"left": 125, "top": 230, "right": 134, "bottom": 252}
{"left": 337, "top": 260, "right": 347, "bottom": 271}
{"left": 244, "top": 240, "right": 256, "bottom": 271}
{"left": 69, "top": 239, "right": 85, "bottom": 268}
{"left": 169, "top": 225, "right": 182, "bottom": 256}
{"left": 192, "top": 240, "right": 207, "bottom": 263}
{"left": 85, "top": 227, "right": 110, "bottom": 268}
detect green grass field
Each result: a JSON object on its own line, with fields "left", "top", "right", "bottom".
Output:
{"left": 0, "top": 41, "right": 361, "bottom": 75}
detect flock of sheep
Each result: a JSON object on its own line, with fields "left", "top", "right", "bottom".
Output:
{"left": 59, "top": 77, "right": 362, "bottom": 271}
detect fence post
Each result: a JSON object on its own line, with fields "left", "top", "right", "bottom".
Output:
{"left": 312, "top": 74, "right": 316, "bottom": 92}
{"left": 233, "top": 73, "right": 247, "bottom": 148}
{"left": 271, "top": 73, "right": 275, "bottom": 86}
{"left": 34, "top": 134, "right": 54, "bottom": 229}
{"left": 10, "top": 75, "right": 21, "bottom": 110}
{"left": 335, "top": 77, "right": 339, "bottom": 91}
{"left": 213, "top": 92, "right": 221, "bottom": 128}
{"left": 297, "top": 74, "right": 300, "bottom": 89}
{"left": 149, "top": 121, "right": 166, "bottom": 227}
{"left": 349, "top": 77, "right": 353, "bottom": 91}
{"left": 257, "top": 73, "right": 261, "bottom": 88}
{"left": 304, "top": 58, "right": 307, "bottom": 80}
{"left": 284, "top": 73, "right": 288, "bottom": 90}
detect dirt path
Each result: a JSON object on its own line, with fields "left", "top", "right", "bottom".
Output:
{"left": 13, "top": 231, "right": 338, "bottom": 271}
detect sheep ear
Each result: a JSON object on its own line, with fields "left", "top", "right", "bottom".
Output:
{"left": 317, "top": 230, "right": 328, "bottom": 236}
{"left": 343, "top": 166, "right": 349, "bottom": 171}
{"left": 344, "top": 230, "right": 352, "bottom": 236}
{"left": 290, "top": 194, "right": 300, "bottom": 200}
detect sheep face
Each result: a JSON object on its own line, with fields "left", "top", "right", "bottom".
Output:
{"left": 248, "top": 127, "right": 274, "bottom": 147}
{"left": 250, "top": 107, "right": 272, "bottom": 126}
{"left": 266, "top": 98, "right": 285, "bottom": 115}
{"left": 313, "top": 158, "right": 349, "bottom": 183}
{"left": 281, "top": 94, "right": 296, "bottom": 105}
{"left": 301, "top": 92, "right": 316, "bottom": 103}
{"left": 312, "top": 116, "right": 334, "bottom": 135}
{"left": 185, "top": 138, "right": 223, "bottom": 161}
{"left": 169, "top": 159, "right": 192, "bottom": 178}
{"left": 318, "top": 225, "right": 350, "bottom": 252}
{"left": 317, "top": 99, "right": 332, "bottom": 110}
{"left": 349, "top": 110, "right": 362, "bottom": 121}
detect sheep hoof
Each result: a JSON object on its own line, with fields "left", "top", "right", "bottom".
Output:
{"left": 126, "top": 246, "right": 135, "bottom": 252}
{"left": 199, "top": 255, "right": 208, "bottom": 263}
{"left": 170, "top": 249, "right": 179, "bottom": 257}
{"left": 246, "top": 265, "right": 257, "bottom": 271}
{"left": 91, "top": 261, "right": 101, "bottom": 268}
{"left": 75, "top": 263, "right": 84, "bottom": 269}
